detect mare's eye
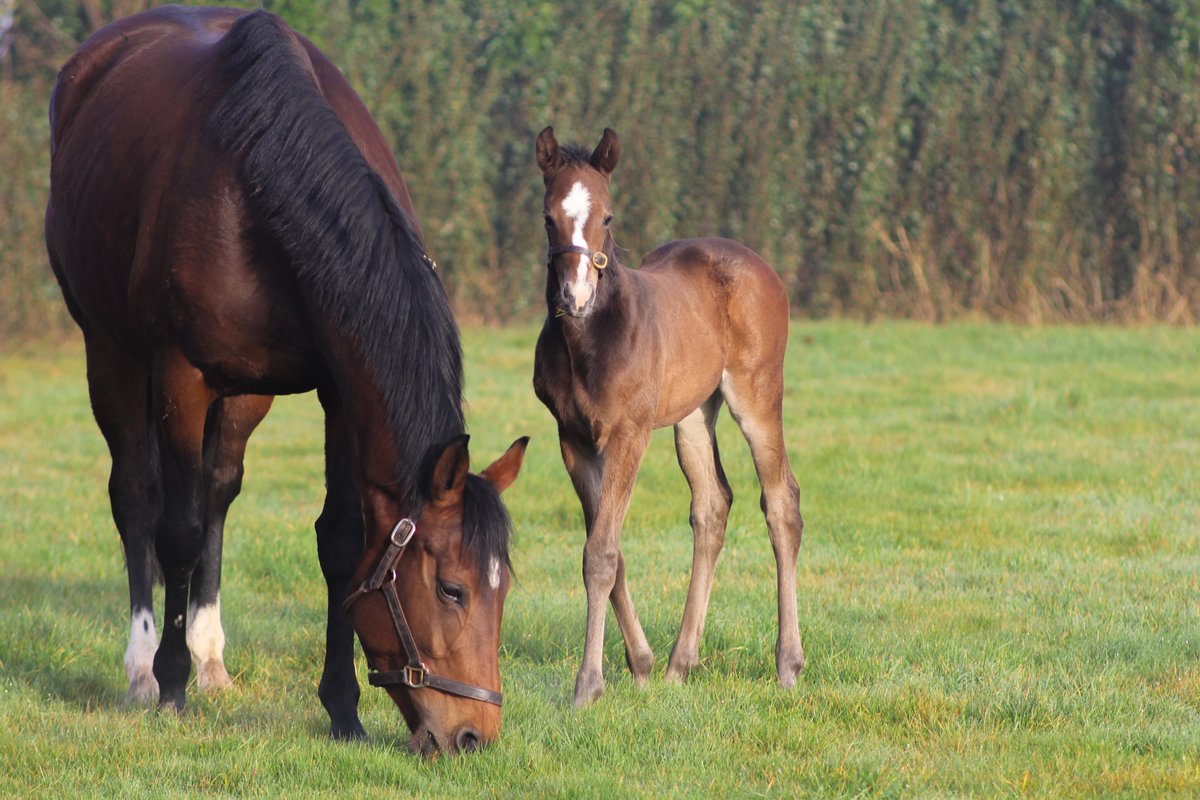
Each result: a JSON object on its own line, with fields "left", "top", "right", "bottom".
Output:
{"left": 603, "top": 214, "right": 613, "bottom": 227}
{"left": 437, "top": 580, "right": 465, "bottom": 607}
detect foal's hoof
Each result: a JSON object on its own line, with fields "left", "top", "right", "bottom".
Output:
{"left": 626, "top": 646, "right": 655, "bottom": 688}
{"left": 572, "top": 669, "right": 605, "bottom": 708}
{"left": 776, "top": 643, "right": 805, "bottom": 688}
{"left": 124, "top": 673, "right": 159, "bottom": 705}
{"left": 196, "top": 660, "right": 233, "bottom": 693}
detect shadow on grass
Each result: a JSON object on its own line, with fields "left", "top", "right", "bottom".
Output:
{"left": 0, "top": 573, "right": 131, "bottom": 711}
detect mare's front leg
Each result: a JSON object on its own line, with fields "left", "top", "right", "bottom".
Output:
{"left": 151, "top": 350, "right": 219, "bottom": 711}
{"left": 186, "top": 395, "right": 272, "bottom": 692}
{"left": 560, "top": 432, "right": 654, "bottom": 690}
{"left": 314, "top": 388, "right": 366, "bottom": 739}
{"left": 569, "top": 426, "right": 651, "bottom": 707}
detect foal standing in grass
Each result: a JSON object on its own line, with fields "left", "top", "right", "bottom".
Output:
{"left": 532, "top": 127, "right": 806, "bottom": 706}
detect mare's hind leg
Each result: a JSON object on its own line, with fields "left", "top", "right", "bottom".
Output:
{"left": 721, "top": 368, "right": 806, "bottom": 687}
{"left": 151, "top": 350, "right": 220, "bottom": 711}
{"left": 560, "top": 432, "right": 654, "bottom": 689}
{"left": 84, "top": 338, "right": 163, "bottom": 704}
{"left": 315, "top": 388, "right": 366, "bottom": 739}
{"left": 666, "top": 392, "right": 733, "bottom": 683}
{"left": 187, "top": 395, "right": 272, "bottom": 692}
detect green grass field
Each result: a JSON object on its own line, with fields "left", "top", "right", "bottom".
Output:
{"left": 1, "top": 322, "right": 1198, "bottom": 798}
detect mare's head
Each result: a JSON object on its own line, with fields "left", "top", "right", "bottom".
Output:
{"left": 347, "top": 435, "right": 528, "bottom": 756}
{"left": 535, "top": 126, "right": 620, "bottom": 319}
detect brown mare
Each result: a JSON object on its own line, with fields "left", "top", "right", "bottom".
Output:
{"left": 45, "top": 7, "right": 528, "bottom": 755}
{"left": 533, "top": 127, "right": 805, "bottom": 706}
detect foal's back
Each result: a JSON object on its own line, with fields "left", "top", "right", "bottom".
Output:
{"left": 632, "top": 236, "right": 790, "bottom": 425}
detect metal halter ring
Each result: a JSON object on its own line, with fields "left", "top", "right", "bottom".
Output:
{"left": 547, "top": 244, "right": 608, "bottom": 270}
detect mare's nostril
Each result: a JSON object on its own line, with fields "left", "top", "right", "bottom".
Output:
{"left": 454, "top": 726, "right": 482, "bottom": 753}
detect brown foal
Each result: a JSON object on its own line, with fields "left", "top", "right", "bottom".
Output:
{"left": 533, "top": 127, "right": 806, "bottom": 706}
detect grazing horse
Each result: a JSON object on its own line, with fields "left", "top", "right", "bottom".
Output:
{"left": 532, "top": 127, "right": 805, "bottom": 706}
{"left": 45, "top": 7, "right": 528, "bottom": 755}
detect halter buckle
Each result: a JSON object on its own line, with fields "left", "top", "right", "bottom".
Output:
{"left": 592, "top": 251, "right": 608, "bottom": 269}
{"left": 390, "top": 518, "right": 416, "bottom": 547}
{"left": 403, "top": 664, "right": 428, "bottom": 689}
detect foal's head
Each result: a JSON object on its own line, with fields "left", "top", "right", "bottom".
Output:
{"left": 348, "top": 436, "right": 527, "bottom": 756}
{"left": 535, "top": 126, "right": 620, "bottom": 318}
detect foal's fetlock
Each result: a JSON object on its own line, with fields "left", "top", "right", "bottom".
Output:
{"left": 665, "top": 648, "right": 698, "bottom": 684}
{"left": 776, "top": 640, "right": 805, "bottom": 688}
{"left": 573, "top": 667, "right": 605, "bottom": 708}
{"left": 626, "top": 645, "right": 654, "bottom": 687}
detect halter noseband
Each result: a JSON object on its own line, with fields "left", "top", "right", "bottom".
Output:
{"left": 547, "top": 243, "right": 608, "bottom": 270}
{"left": 342, "top": 518, "right": 503, "bottom": 707}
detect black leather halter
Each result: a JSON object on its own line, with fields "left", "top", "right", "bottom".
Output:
{"left": 547, "top": 243, "right": 608, "bottom": 269}
{"left": 342, "top": 519, "right": 503, "bottom": 707}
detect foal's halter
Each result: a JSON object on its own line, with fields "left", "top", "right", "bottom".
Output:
{"left": 547, "top": 243, "right": 608, "bottom": 269}
{"left": 342, "top": 519, "right": 503, "bottom": 707}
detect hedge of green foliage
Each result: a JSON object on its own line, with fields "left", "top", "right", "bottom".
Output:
{"left": 4, "top": 0, "right": 1198, "bottom": 336}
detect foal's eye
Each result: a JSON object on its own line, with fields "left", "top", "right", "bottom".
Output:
{"left": 437, "top": 580, "right": 466, "bottom": 607}
{"left": 603, "top": 214, "right": 613, "bottom": 227}
{"left": 543, "top": 213, "right": 554, "bottom": 228}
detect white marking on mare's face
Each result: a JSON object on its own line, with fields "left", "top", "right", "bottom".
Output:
{"left": 186, "top": 595, "right": 226, "bottom": 668}
{"left": 125, "top": 607, "right": 158, "bottom": 684}
{"left": 561, "top": 181, "right": 592, "bottom": 309}
{"left": 488, "top": 557, "right": 501, "bottom": 590}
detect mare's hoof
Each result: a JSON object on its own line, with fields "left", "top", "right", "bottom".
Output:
{"left": 330, "top": 722, "right": 367, "bottom": 742}
{"left": 196, "top": 660, "right": 233, "bottom": 692}
{"left": 125, "top": 673, "right": 159, "bottom": 705}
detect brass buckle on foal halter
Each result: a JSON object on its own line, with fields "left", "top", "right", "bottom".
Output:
{"left": 343, "top": 518, "right": 503, "bottom": 707}
{"left": 547, "top": 243, "right": 608, "bottom": 269}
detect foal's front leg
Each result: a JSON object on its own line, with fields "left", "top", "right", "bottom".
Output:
{"left": 571, "top": 428, "right": 651, "bottom": 707}
{"left": 561, "top": 434, "right": 654, "bottom": 693}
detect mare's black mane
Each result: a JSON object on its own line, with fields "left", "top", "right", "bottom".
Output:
{"left": 207, "top": 11, "right": 509, "bottom": 563}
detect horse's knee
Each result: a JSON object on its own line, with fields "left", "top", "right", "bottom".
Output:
{"left": 582, "top": 539, "right": 619, "bottom": 586}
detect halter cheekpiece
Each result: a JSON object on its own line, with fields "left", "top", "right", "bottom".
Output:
{"left": 342, "top": 518, "right": 503, "bottom": 706}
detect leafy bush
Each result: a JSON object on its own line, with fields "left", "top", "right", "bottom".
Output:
{"left": 3, "top": 0, "right": 1197, "bottom": 337}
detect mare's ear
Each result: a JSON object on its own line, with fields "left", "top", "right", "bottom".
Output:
{"left": 536, "top": 126, "right": 562, "bottom": 178}
{"left": 429, "top": 434, "right": 471, "bottom": 508}
{"left": 589, "top": 128, "right": 620, "bottom": 177}
{"left": 482, "top": 437, "right": 530, "bottom": 493}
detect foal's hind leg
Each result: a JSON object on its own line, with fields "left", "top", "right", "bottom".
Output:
{"left": 186, "top": 395, "right": 271, "bottom": 692}
{"left": 666, "top": 393, "right": 733, "bottom": 683}
{"left": 151, "top": 350, "right": 220, "bottom": 711}
{"left": 721, "top": 369, "right": 805, "bottom": 686}
{"left": 84, "top": 338, "right": 163, "bottom": 704}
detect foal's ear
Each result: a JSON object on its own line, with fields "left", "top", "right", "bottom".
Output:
{"left": 589, "top": 128, "right": 620, "bottom": 177}
{"left": 482, "top": 436, "right": 530, "bottom": 494}
{"left": 536, "top": 126, "right": 562, "bottom": 178}
{"left": 429, "top": 434, "right": 471, "bottom": 508}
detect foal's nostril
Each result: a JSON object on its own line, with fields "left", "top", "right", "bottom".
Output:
{"left": 454, "top": 726, "right": 482, "bottom": 753}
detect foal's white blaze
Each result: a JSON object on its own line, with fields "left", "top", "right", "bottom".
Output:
{"left": 561, "top": 181, "right": 592, "bottom": 309}
{"left": 186, "top": 595, "right": 226, "bottom": 668}
{"left": 488, "top": 556, "right": 501, "bottom": 590}
{"left": 125, "top": 607, "right": 158, "bottom": 685}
